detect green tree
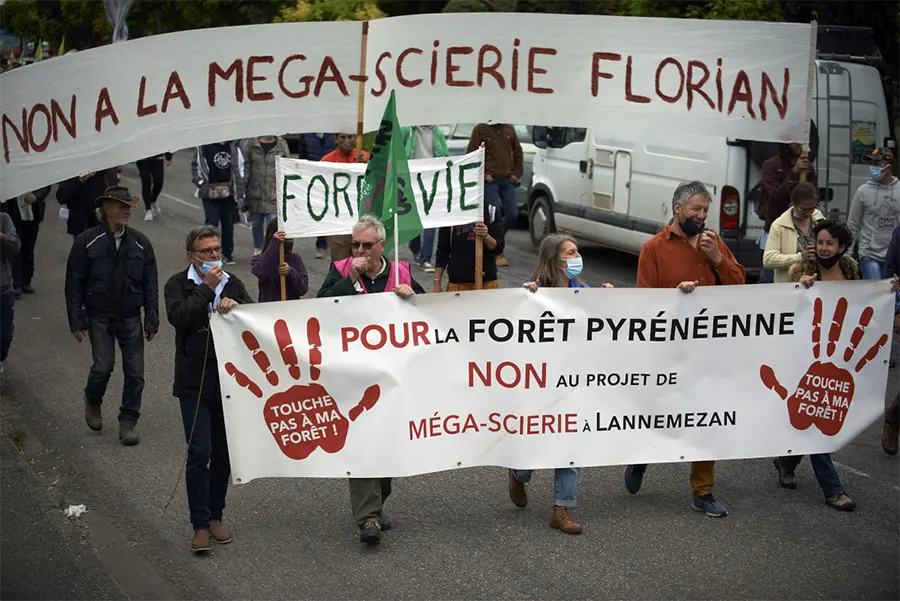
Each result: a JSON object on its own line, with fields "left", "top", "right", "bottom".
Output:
{"left": 275, "top": 0, "right": 386, "bottom": 22}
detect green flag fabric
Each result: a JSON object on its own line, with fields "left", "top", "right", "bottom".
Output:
{"left": 58, "top": 36, "right": 66, "bottom": 57}
{"left": 359, "top": 90, "right": 422, "bottom": 252}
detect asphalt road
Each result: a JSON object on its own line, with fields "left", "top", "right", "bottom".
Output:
{"left": 1, "top": 150, "right": 897, "bottom": 600}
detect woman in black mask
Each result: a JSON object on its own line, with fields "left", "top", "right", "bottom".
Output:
{"left": 788, "top": 219, "right": 860, "bottom": 286}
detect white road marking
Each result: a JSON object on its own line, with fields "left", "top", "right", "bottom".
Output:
{"left": 833, "top": 460, "right": 900, "bottom": 491}
{"left": 120, "top": 174, "right": 250, "bottom": 229}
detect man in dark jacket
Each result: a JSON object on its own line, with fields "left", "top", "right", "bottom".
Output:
{"left": 297, "top": 133, "right": 337, "bottom": 258}
{"left": 2, "top": 184, "right": 50, "bottom": 295}
{"left": 758, "top": 143, "right": 817, "bottom": 283}
{"left": 0, "top": 212, "right": 21, "bottom": 378}
{"left": 164, "top": 225, "right": 252, "bottom": 554}
{"left": 65, "top": 186, "right": 158, "bottom": 446}
{"left": 56, "top": 169, "right": 119, "bottom": 238}
{"left": 882, "top": 224, "right": 900, "bottom": 456}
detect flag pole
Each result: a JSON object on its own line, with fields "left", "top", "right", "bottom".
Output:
{"left": 279, "top": 242, "right": 287, "bottom": 301}
{"left": 474, "top": 142, "right": 485, "bottom": 289}
{"left": 394, "top": 209, "right": 400, "bottom": 283}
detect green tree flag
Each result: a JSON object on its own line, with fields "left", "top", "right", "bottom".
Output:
{"left": 359, "top": 90, "right": 422, "bottom": 252}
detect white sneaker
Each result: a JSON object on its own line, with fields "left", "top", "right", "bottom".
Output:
{"left": 143, "top": 211, "right": 154, "bottom": 222}
{"left": 253, "top": 248, "right": 262, "bottom": 256}
{"left": 420, "top": 261, "right": 435, "bottom": 273}
{"left": 153, "top": 205, "right": 163, "bottom": 217}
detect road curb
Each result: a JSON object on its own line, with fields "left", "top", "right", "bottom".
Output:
{"left": 0, "top": 411, "right": 181, "bottom": 601}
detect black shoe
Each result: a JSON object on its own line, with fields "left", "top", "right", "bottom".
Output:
{"left": 381, "top": 514, "right": 392, "bottom": 531}
{"left": 359, "top": 519, "right": 382, "bottom": 545}
{"left": 21, "top": 284, "right": 34, "bottom": 294}
{"left": 119, "top": 422, "right": 139, "bottom": 446}
{"left": 773, "top": 458, "right": 797, "bottom": 489}
{"left": 14, "top": 287, "right": 21, "bottom": 299}
{"left": 84, "top": 400, "right": 102, "bottom": 431}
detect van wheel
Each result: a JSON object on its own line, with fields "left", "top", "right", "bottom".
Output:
{"left": 529, "top": 195, "right": 555, "bottom": 251}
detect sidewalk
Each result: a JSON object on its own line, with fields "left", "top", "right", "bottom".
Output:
{"left": 1, "top": 436, "right": 126, "bottom": 601}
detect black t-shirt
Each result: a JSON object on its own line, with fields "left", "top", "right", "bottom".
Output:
{"left": 435, "top": 204, "right": 506, "bottom": 284}
{"left": 261, "top": 139, "right": 277, "bottom": 155}
{"left": 203, "top": 143, "right": 232, "bottom": 183}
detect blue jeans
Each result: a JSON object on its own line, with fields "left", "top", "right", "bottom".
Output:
{"left": 757, "top": 231, "right": 774, "bottom": 284}
{"left": 860, "top": 256, "right": 884, "bottom": 281}
{"left": 0, "top": 290, "right": 14, "bottom": 363}
{"left": 179, "top": 397, "right": 231, "bottom": 531}
{"left": 485, "top": 177, "right": 518, "bottom": 230}
{"left": 202, "top": 197, "right": 236, "bottom": 260}
{"left": 513, "top": 468, "right": 580, "bottom": 507}
{"left": 778, "top": 453, "right": 844, "bottom": 497}
{"left": 84, "top": 315, "right": 144, "bottom": 425}
{"left": 409, "top": 228, "right": 436, "bottom": 264}
{"left": 251, "top": 212, "right": 277, "bottom": 250}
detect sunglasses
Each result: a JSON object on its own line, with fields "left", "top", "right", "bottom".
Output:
{"left": 350, "top": 241, "right": 379, "bottom": 250}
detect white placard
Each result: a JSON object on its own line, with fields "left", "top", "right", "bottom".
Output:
{"left": 0, "top": 15, "right": 814, "bottom": 199}
{"left": 210, "top": 281, "right": 892, "bottom": 483}
{"left": 277, "top": 149, "right": 484, "bottom": 237}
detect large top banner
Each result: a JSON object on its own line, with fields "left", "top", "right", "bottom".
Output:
{"left": 209, "top": 281, "right": 892, "bottom": 483}
{"left": 1, "top": 14, "right": 815, "bottom": 198}
{"left": 277, "top": 149, "right": 484, "bottom": 238}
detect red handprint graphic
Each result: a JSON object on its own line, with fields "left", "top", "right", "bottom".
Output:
{"left": 760, "top": 297, "right": 888, "bottom": 436}
{"left": 224, "top": 318, "right": 381, "bottom": 460}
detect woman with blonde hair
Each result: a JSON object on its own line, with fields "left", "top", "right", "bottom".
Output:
{"left": 511, "top": 234, "right": 612, "bottom": 534}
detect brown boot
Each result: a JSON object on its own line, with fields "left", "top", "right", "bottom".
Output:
{"left": 550, "top": 506, "right": 583, "bottom": 534}
{"left": 191, "top": 529, "right": 211, "bottom": 553}
{"left": 210, "top": 520, "right": 232, "bottom": 544}
{"left": 496, "top": 255, "right": 509, "bottom": 267}
{"left": 508, "top": 470, "right": 527, "bottom": 508}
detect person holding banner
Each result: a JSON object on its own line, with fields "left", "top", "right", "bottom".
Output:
{"left": 433, "top": 204, "right": 504, "bottom": 292}
{"left": 250, "top": 220, "right": 309, "bottom": 302}
{"left": 317, "top": 215, "right": 423, "bottom": 545}
{"left": 514, "top": 234, "right": 613, "bottom": 534}
{"left": 882, "top": 224, "right": 900, "bottom": 455}
{"left": 297, "top": 133, "right": 338, "bottom": 259}
{"left": 164, "top": 225, "right": 254, "bottom": 553}
{"left": 467, "top": 123, "right": 523, "bottom": 268}
{"left": 624, "top": 181, "right": 745, "bottom": 517}
{"left": 191, "top": 142, "right": 245, "bottom": 266}
{"left": 322, "top": 133, "right": 369, "bottom": 263}
{"left": 763, "top": 182, "right": 824, "bottom": 284}
{"left": 776, "top": 219, "right": 863, "bottom": 511}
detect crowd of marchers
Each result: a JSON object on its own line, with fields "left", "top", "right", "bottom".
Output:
{"left": 0, "top": 126, "right": 897, "bottom": 553}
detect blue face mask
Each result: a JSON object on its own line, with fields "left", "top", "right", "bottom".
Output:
{"left": 870, "top": 165, "right": 886, "bottom": 181}
{"left": 563, "top": 257, "right": 583, "bottom": 279}
{"left": 199, "top": 260, "right": 222, "bottom": 274}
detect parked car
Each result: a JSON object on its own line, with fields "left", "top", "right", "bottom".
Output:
{"left": 442, "top": 123, "right": 536, "bottom": 219}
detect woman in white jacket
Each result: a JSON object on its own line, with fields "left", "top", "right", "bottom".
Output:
{"left": 763, "top": 182, "right": 825, "bottom": 283}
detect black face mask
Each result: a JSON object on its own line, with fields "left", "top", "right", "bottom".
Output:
{"left": 816, "top": 252, "right": 842, "bottom": 269}
{"left": 679, "top": 217, "right": 706, "bottom": 237}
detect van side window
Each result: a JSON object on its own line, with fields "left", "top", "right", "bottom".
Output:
{"left": 564, "top": 128, "right": 587, "bottom": 145}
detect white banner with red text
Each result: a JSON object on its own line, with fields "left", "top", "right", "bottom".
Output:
{"left": 276, "top": 148, "right": 484, "bottom": 238}
{"left": 1, "top": 14, "right": 815, "bottom": 198}
{"left": 210, "top": 281, "right": 893, "bottom": 483}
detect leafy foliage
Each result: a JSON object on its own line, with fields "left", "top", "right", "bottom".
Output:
{"left": 275, "top": 0, "right": 386, "bottom": 22}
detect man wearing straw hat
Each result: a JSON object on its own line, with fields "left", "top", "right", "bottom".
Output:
{"left": 65, "top": 186, "right": 159, "bottom": 446}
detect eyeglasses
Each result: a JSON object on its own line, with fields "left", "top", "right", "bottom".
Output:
{"left": 192, "top": 246, "right": 222, "bottom": 257}
{"left": 350, "top": 241, "right": 379, "bottom": 250}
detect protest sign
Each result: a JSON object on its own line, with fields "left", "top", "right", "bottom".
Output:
{"left": 210, "top": 280, "right": 893, "bottom": 483}
{"left": 277, "top": 148, "right": 484, "bottom": 238}
{"left": 1, "top": 15, "right": 815, "bottom": 198}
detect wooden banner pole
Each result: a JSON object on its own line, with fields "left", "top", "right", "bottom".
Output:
{"left": 474, "top": 142, "right": 486, "bottom": 289}
{"left": 355, "top": 21, "right": 369, "bottom": 159}
{"left": 279, "top": 241, "right": 287, "bottom": 301}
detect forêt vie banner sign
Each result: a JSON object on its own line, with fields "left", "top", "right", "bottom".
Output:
{"left": 276, "top": 149, "right": 484, "bottom": 238}
{"left": 1, "top": 14, "right": 815, "bottom": 198}
{"left": 209, "top": 281, "right": 892, "bottom": 483}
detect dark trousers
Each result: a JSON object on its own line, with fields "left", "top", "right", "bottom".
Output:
{"left": 179, "top": 397, "right": 231, "bottom": 531}
{"left": 777, "top": 454, "right": 844, "bottom": 498}
{"left": 887, "top": 393, "right": 900, "bottom": 430}
{"left": 84, "top": 316, "right": 144, "bottom": 425}
{"left": 0, "top": 290, "right": 14, "bottom": 362}
{"left": 136, "top": 158, "right": 165, "bottom": 211}
{"left": 485, "top": 177, "right": 518, "bottom": 229}
{"left": 349, "top": 477, "right": 392, "bottom": 528}
{"left": 202, "top": 197, "right": 236, "bottom": 260}
{"left": 315, "top": 236, "right": 328, "bottom": 251}
{"left": 9, "top": 218, "right": 39, "bottom": 288}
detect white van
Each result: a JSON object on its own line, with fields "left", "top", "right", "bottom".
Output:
{"left": 527, "top": 26, "right": 893, "bottom": 280}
